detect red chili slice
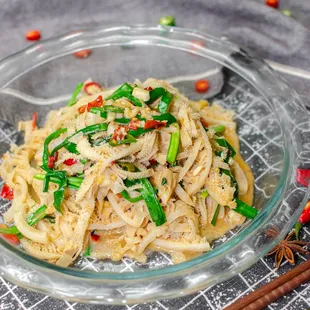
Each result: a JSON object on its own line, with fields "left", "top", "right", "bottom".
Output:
{"left": 0, "top": 184, "right": 14, "bottom": 200}
{"left": 78, "top": 95, "right": 103, "bottom": 114}
{"left": 48, "top": 152, "right": 58, "bottom": 169}
{"left": 0, "top": 225, "right": 19, "bottom": 244}
{"left": 73, "top": 49, "right": 92, "bottom": 59}
{"left": 86, "top": 95, "right": 103, "bottom": 112}
{"left": 91, "top": 233, "right": 100, "bottom": 242}
{"left": 84, "top": 82, "right": 103, "bottom": 95}
{"left": 299, "top": 201, "right": 310, "bottom": 225}
{"left": 144, "top": 120, "right": 166, "bottom": 130}
{"left": 195, "top": 80, "right": 209, "bottom": 93}
{"left": 266, "top": 0, "right": 278, "bottom": 8}
{"left": 144, "top": 86, "right": 153, "bottom": 91}
{"left": 296, "top": 168, "right": 310, "bottom": 187}
{"left": 26, "top": 30, "right": 41, "bottom": 41}
{"left": 32, "top": 112, "right": 38, "bottom": 130}
{"left": 63, "top": 158, "right": 78, "bottom": 166}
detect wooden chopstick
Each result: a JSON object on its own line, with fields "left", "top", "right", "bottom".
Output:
{"left": 224, "top": 259, "right": 310, "bottom": 310}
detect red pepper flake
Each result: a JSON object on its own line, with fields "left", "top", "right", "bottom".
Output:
{"left": 78, "top": 95, "right": 103, "bottom": 114}
{"left": 63, "top": 158, "right": 78, "bottom": 166}
{"left": 200, "top": 117, "right": 208, "bottom": 128}
{"left": 84, "top": 82, "right": 103, "bottom": 95}
{"left": 149, "top": 159, "right": 158, "bottom": 166}
{"left": 195, "top": 80, "right": 209, "bottom": 93}
{"left": 0, "top": 225, "right": 19, "bottom": 244}
{"left": 144, "top": 120, "right": 166, "bottom": 130}
{"left": 0, "top": 184, "right": 14, "bottom": 200}
{"left": 266, "top": 0, "right": 279, "bottom": 8}
{"left": 128, "top": 118, "right": 140, "bottom": 130}
{"left": 117, "top": 193, "right": 122, "bottom": 198}
{"left": 48, "top": 152, "right": 58, "bottom": 169}
{"left": 73, "top": 49, "right": 92, "bottom": 59}
{"left": 144, "top": 86, "right": 153, "bottom": 91}
{"left": 91, "top": 233, "right": 100, "bottom": 242}
{"left": 113, "top": 126, "right": 129, "bottom": 141}
{"left": 32, "top": 112, "right": 37, "bottom": 131}
{"left": 296, "top": 168, "right": 310, "bottom": 187}
{"left": 26, "top": 30, "right": 41, "bottom": 41}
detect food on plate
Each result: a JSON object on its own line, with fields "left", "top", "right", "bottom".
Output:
{"left": 0, "top": 78, "right": 256, "bottom": 266}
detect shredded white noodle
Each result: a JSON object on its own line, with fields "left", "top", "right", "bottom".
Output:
{"left": 0, "top": 78, "right": 254, "bottom": 266}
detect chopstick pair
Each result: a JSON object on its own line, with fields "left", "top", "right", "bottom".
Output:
{"left": 224, "top": 259, "right": 310, "bottom": 310}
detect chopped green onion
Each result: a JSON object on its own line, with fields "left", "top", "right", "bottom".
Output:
{"left": 83, "top": 244, "right": 92, "bottom": 257}
{"left": 215, "top": 150, "right": 222, "bottom": 157}
{"left": 90, "top": 106, "right": 124, "bottom": 113}
{"left": 106, "top": 83, "right": 133, "bottom": 100}
{"left": 90, "top": 135, "right": 111, "bottom": 147}
{"left": 128, "top": 127, "right": 153, "bottom": 137}
{"left": 34, "top": 174, "right": 83, "bottom": 190}
{"left": 0, "top": 205, "right": 47, "bottom": 236}
{"left": 140, "top": 178, "right": 166, "bottom": 226}
{"left": 44, "top": 215, "right": 56, "bottom": 224}
{"left": 120, "top": 190, "right": 143, "bottom": 203}
{"left": 161, "top": 178, "right": 167, "bottom": 186}
{"left": 167, "top": 123, "right": 180, "bottom": 164}
{"left": 108, "top": 134, "right": 137, "bottom": 146}
{"left": 89, "top": 107, "right": 108, "bottom": 118}
{"left": 159, "top": 16, "right": 176, "bottom": 26}
{"left": 64, "top": 142, "right": 79, "bottom": 154}
{"left": 80, "top": 158, "right": 88, "bottom": 164}
{"left": 216, "top": 138, "right": 236, "bottom": 158}
{"left": 199, "top": 189, "right": 209, "bottom": 198}
{"left": 220, "top": 168, "right": 239, "bottom": 196}
{"left": 145, "top": 87, "right": 166, "bottom": 105}
{"left": 211, "top": 205, "right": 220, "bottom": 226}
{"left": 234, "top": 199, "right": 258, "bottom": 219}
{"left": 51, "top": 123, "right": 108, "bottom": 155}
{"left": 153, "top": 113, "right": 177, "bottom": 125}
{"left": 42, "top": 128, "right": 67, "bottom": 169}
{"left": 211, "top": 125, "right": 226, "bottom": 134}
{"left": 136, "top": 114, "right": 146, "bottom": 121}
{"left": 67, "top": 83, "right": 83, "bottom": 107}
{"left": 115, "top": 117, "right": 131, "bottom": 124}
{"left": 158, "top": 91, "right": 173, "bottom": 114}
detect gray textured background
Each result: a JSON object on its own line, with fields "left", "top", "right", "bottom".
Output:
{"left": 0, "top": 0, "right": 309, "bottom": 309}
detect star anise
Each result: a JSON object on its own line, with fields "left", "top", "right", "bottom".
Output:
{"left": 266, "top": 230, "right": 310, "bottom": 268}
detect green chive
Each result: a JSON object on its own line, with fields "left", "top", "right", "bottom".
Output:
{"left": 234, "top": 199, "right": 258, "bottom": 219}
{"left": 67, "top": 83, "right": 83, "bottom": 107}
{"left": 211, "top": 205, "right": 220, "bottom": 226}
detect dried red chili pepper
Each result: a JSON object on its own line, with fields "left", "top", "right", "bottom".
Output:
{"left": 0, "top": 225, "right": 19, "bottom": 244}
{"left": 144, "top": 86, "right": 153, "bottom": 91}
{"left": 91, "top": 233, "right": 100, "bottom": 242}
{"left": 0, "top": 184, "right": 14, "bottom": 200}
{"left": 200, "top": 117, "right": 208, "bottom": 128}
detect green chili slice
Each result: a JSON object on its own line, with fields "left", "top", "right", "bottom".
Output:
{"left": 153, "top": 113, "right": 177, "bottom": 125}
{"left": 211, "top": 205, "right": 220, "bottom": 226}
{"left": 167, "top": 123, "right": 180, "bottom": 164}
{"left": 199, "top": 189, "right": 209, "bottom": 198}
{"left": 67, "top": 83, "right": 83, "bottom": 107}
{"left": 158, "top": 91, "right": 173, "bottom": 114}
{"left": 234, "top": 199, "right": 258, "bottom": 219}
{"left": 159, "top": 16, "right": 175, "bottom": 26}
{"left": 108, "top": 134, "right": 137, "bottom": 146}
